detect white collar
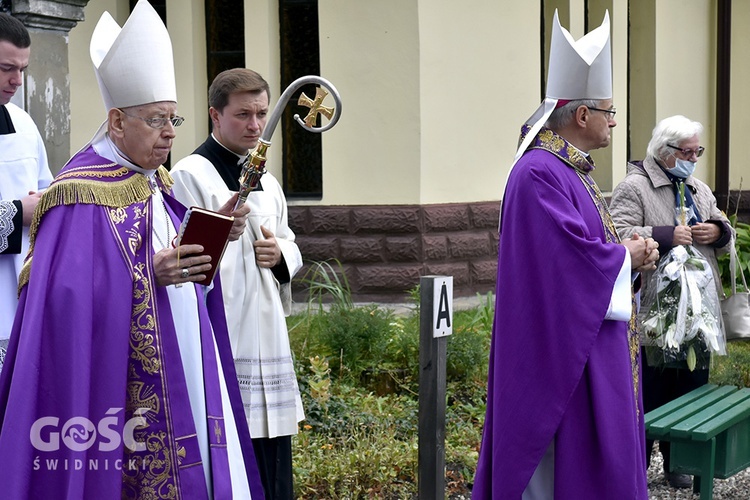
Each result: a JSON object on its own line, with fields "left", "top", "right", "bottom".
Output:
{"left": 92, "top": 132, "right": 157, "bottom": 178}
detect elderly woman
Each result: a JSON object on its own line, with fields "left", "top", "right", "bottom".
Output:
{"left": 609, "top": 114, "right": 733, "bottom": 489}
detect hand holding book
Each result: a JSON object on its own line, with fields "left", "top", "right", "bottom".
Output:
{"left": 175, "top": 206, "right": 235, "bottom": 286}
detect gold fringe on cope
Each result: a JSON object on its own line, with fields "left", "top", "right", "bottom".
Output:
{"left": 156, "top": 166, "right": 174, "bottom": 190}
{"left": 17, "top": 257, "right": 31, "bottom": 295}
{"left": 29, "top": 173, "right": 153, "bottom": 244}
{"left": 20, "top": 166, "right": 165, "bottom": 293}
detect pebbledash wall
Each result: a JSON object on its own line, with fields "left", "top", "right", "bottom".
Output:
{"left": 288, "top": 202, "right": 500, "bottom": 303}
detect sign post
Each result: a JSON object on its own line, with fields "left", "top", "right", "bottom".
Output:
{"left": 418, "top": 275, "right": 453, "bottom": 499}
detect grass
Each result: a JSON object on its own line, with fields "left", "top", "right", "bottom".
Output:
{"left": 709, "top": 340, "right": 750, "bottom": 387}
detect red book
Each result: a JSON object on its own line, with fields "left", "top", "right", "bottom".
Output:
{"left": 176, "top": 206, "right": 234, "bottom": 286}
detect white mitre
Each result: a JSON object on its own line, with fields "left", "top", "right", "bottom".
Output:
{"left": 90, "top": 0, "right": 176, "bottom": 112}
{"left": 511, "top": 10, "right": 612, "bottom": 167}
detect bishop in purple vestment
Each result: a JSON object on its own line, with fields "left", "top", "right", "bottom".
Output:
{"left": 473, "top": 11, "right": 657, "bottom": 499}
{"left": 0, "top": 1, "right": 264, "bottom": 498}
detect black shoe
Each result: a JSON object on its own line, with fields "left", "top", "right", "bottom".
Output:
{"left": 665, "top": 472, "right": 692, "bottom": 489}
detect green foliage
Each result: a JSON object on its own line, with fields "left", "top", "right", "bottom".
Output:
{"left": 718, "top": 214, "right": 750, "bottom": 296}
{"left": 709, "top": 340, "right": 750, "bottom": 388}
{"left": 446, "top": 310, "right": 491, "bottom": 381}
{"left": 445, "top": 293, "right": 494, "bottom": 382}
{"left": 297, "top": 259, "right": 354, "bottom": 311}
{"left": 293, "top": 383, "right": 419, "bottom": 498}
{"left": 288, "top": 263, "right": 492, "bottom": 497}
{"left": 307, "top": 355, "right": 331, "bottom": 404}
{"left": 312, "top": 304, "right": 396, "bottom": 383}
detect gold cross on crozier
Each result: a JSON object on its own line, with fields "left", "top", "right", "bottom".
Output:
{"left": 298, "top": 87, "right": 334, "bottom": 127}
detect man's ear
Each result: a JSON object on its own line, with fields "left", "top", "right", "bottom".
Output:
{"left": 209, "top": 107, "right": 220, "bottom": 129}
{"left": 574, "top": 105, "right": 589, "bottom": 128}
{"left": 108, "top": 108, "right": 125, "bottom": 139}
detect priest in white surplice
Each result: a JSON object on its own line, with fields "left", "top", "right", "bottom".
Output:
{"left": 0, "top": 13, "right": 52, "bottom": 357}
{"left": 171, "top": 68, "right": 304, "bottom": 500}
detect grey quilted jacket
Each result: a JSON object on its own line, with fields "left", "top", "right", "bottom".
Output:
{"left": 609, "top": 156, "right": 734, "bottom": 344}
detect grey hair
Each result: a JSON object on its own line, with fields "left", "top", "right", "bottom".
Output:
{"left": 544, "top": 99, "right": 600, "bottom": 130}
{"left": 646, "top": 115, "right": 703, "bottom": 161}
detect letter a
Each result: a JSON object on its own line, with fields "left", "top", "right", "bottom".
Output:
{"left": 436, "top": 282, "right": 451, "bottom": 329}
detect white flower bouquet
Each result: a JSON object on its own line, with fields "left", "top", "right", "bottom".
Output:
{"left": 640, "top": 244, "right": 726, "bottom": 370}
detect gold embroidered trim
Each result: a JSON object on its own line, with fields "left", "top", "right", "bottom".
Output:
{"left": 129, "top": 261, "right": 161, "bottom": 375}
{"left": 54, "top": 162, "right": 127, "bottom": 180}
{"left": 26, "top": 171, "right": 152, "bottom": 255}
{"left": 121, "top": 430, "right": 176, "bottom": 499}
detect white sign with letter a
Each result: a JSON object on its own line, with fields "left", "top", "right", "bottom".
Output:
{"left": 432, "top": 276, "right": 453, "bottom": 338}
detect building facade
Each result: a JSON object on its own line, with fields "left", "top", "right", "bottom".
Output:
{"left": 10, "top": 0, "right": 749, "bottom": 301}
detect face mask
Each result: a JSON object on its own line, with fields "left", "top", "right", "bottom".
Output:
{"left": 670, "top": 158, "right": 696, "bottom": 179}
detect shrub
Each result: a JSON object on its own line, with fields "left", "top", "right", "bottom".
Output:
{"left": 293, "top": 382, "right": 420, "bottom": 498}
{"left": 310, "top": 304, "right": 395, "bottom": 383}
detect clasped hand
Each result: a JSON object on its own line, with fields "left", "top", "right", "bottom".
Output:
{"left": 674, "top": 223, "right": 720, "bottom": 246}
{"left": 623, "top": 233, "right": 659, "bottom": 272}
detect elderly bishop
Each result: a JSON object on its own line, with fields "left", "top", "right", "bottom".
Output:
{"left": 0, "top": 2, "right": 264, "bottom": 498}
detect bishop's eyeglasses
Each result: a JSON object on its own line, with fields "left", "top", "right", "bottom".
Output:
{"left": 587, "top": 106, "right": 617, "bottom": 118}
{"left": 118, "top": 109, "right": 185, "bottom": 129}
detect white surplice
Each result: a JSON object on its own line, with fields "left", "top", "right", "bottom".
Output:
{"left": 171, "top": 148, "right": 304, "bottom": 439}
{"left": 0, "top": 103, "right": 52, "bottom": 340}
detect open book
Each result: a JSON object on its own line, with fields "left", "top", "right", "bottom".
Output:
{"left": 175, "top": 206, "right": 234, "bottom": 286}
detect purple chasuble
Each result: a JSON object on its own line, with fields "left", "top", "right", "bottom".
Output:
{"left": 0, "top": 147, "right": 264, "bottom": 499}
{"left": 472, "top": 129, "right": 647, "bottom": 499}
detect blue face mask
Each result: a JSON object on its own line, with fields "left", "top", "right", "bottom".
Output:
{"left": 670, "top": 158, "right": 696, "bottom": 179}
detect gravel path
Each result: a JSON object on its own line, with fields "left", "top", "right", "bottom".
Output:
{"left": 647, "top": 445, "right": 750, "bottom": 499}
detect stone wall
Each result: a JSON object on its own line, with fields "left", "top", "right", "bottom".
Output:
{"left": 288, "top": 201, "right": 500, "bottom": 303}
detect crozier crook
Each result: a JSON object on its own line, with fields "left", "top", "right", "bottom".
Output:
{"left": 234, "top": 76, "right": 342, "bottom": 209}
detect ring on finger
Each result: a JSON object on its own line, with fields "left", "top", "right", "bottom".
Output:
{"left": 181, "top": 268, "right": 190, "bottom": 279}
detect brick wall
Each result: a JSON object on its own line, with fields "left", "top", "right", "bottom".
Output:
{"left": 288, "top": 201, "right": 500, "bottom": 303}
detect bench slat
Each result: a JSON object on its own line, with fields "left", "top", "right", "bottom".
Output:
{"left": 671, "top": 390, "right": 750, "bottom": 439}
{"left": 692, "top": 391, "right": 750, "bottom": 441}
{"left": 647, "top": 385, "right": 738, "bottom": 437}
{"left": 645, "top": 384, "right": 722, "bottom": 426}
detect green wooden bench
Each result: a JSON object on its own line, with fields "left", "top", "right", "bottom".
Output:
{"left": 645, "top": 384, "right": 750, "bottom": 499}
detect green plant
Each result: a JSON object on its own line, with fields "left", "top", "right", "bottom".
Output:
{"left": 312, "top": 304, "right": 395, "bottom": 382}
{"left": 297, "top": 259, "right": 354, "bottom": 311}
{"left": 308, "top": 355, "right": 331, "bottom": 404}
{"left": 287, "top": 274, "right": 493, "bottom": 497}
{"left": 719, "top": 184, "right": 750, "bottom": 295}
{"left": 718, "top": 214, "right": 750, "bottom": 296}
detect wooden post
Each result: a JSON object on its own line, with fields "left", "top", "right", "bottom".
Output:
{"left": 418, "top": 276, "right": 453, "bottom": 499}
